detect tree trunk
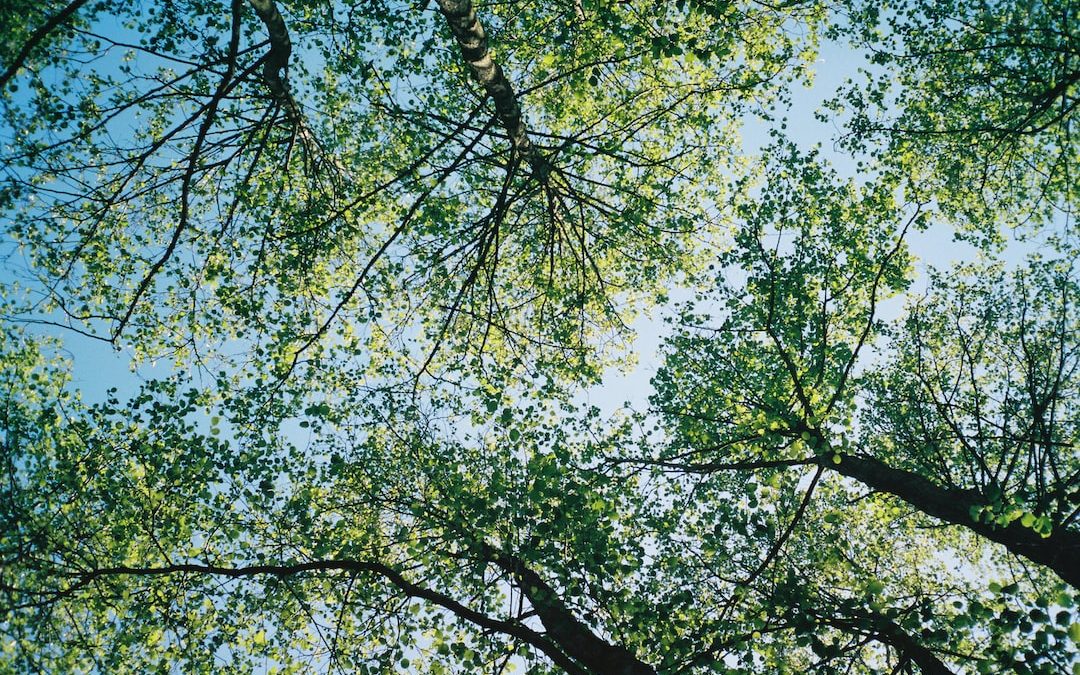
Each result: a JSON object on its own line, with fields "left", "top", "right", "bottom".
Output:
{"left": 434, "top": 0, "right": 548, "bottom": 177}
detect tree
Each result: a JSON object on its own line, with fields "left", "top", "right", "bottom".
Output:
{"left": 1, "top": 0, "right": 1078, "bottom": 673}
{"left": 0, "top": 0, "right": 822, "bottom": 383}
{"left": 830, "top": 0, "right": 1079, "bottom": 234}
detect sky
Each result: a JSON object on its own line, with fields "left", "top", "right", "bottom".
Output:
{"left": 0, "top": 6, "right": 1043, "bottom": 421}
{"left": 578, "top": 34, "right": 991, "bottom": 418}
{"left": 2, "top": 6, "right": 1076, "bottom": 673}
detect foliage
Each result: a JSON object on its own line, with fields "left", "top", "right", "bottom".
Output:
{"left": 831, "top": 0, "right": 1079, "bottom": 234}
{"left": 1, "top": 0, "right": 1078, "bottom": 673}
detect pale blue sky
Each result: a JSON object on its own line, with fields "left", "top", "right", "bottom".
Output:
{"left": 0, "top": 17, "right": 1035, "bottom": 417}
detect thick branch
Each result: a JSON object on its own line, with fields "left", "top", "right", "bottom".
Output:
{"left": 29, "top": 559, "right": 586, "bottom": 674}
{"left": 830, "top": 452, "right": 1080, "bottom": 588}
{"left": 493, "top": 553, "right": 657, "bottom": 675}
{"left": 0, "top": 0, "right": 89, "bottom": 91}
{"left": 434, "top": 0, "right": 548, "bottom": 177}
{"left": 821, "top": 612, "right": 955, "bottom": 675}
{"left": 246, "top": 0, "right": 296, "bottom": 114}
{"left": 245, "top": 0, "right": 347, "bottom": 177}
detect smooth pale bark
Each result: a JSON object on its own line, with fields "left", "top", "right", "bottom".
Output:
{"left": 246, "top": 0, "right": 298, "bottom": 118}
{"left": 245, "top": 0, "right": 349, "bottom": 176}
{"left": 435, "top": 0, "right": 548, "bottom": 177}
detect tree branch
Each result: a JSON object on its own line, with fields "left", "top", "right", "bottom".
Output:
{"left": 0, "top": 0, "right": 89, "bottom": 91}
{"left": 819, "top": 611, "right": 955, "bottom": 675}
{"left": 434, "top": 0, "right": 549, "bottom": 178}
{"left": 21, "top": 559, "right": 587, "bottom": 674}
{"left": 246, "top": 0, "right": 348, "bottom": 178}
{"left": 491, "top": 552, "right": 658, "bottom": 675}
{"left": 829, "top": 451, "right": 1080, "bottom": 588}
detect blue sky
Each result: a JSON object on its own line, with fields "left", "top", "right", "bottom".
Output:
{"left": 0, "top": 11, "right": 1034, "bottom": 416}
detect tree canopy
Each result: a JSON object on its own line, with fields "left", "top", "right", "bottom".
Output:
{"left": 1, "top": 0, "right": 1078, "bottom": 673}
